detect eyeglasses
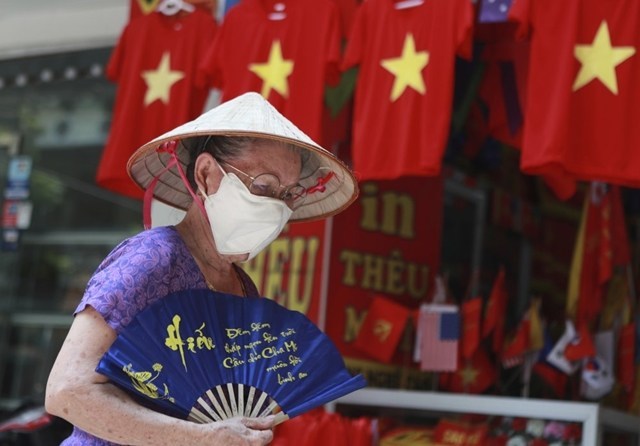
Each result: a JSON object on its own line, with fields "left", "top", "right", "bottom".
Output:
{"left": 220, "top": 162, "right": 307, "bottom": 210}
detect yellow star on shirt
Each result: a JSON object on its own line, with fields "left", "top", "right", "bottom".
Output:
{"left": 248, "top": 40, "right": 294, "bottom": 98}
{"left": 459, "top": 365, "right": 479, "bottom": 386}
{"left": 141, "top": 52, "right": 185, "bottom": 106}
{"left": 380, "top": 33, "right": 429, "bottom": 102}
{"left": 573, "top": 20, "right": 636, "bottom": 95}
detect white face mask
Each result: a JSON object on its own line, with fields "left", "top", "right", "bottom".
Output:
{"left": 201, "top": 169, "right": 293, "bottom": 261}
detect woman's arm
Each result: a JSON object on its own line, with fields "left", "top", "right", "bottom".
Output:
{"left": 45, "top": 306, "right": 274, "bottom": 445}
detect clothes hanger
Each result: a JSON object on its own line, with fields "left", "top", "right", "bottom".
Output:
{"left": 266, "top": 1, "right": 287, "bottom": 20}
{"left": 393, "top": 0, "right": 424, "bottom": 10}
{"left": 157, "top": 0, "right": 196, "bottom": 16}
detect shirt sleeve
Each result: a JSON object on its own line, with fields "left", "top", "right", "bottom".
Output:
{"left": 198, "top": 23, "right": 225, "bottom": 89}
{"left": 508, "top": 0, "right": 532, "bottom": 40}
{"left": 324, "top": 1, "right": 343, "bottom": 86}
{"left": 75, "top": 237, "right": 143, "bottom": 331}
{"left": 340, "top": 0, "right": 367, "bottom": 71}
{"left": 456, "top": 0, "right": 475, "bottom": 60}
{"left": 75, "top": 229, "right": 203, "bottom": 333}
{"left": 106, "top": 22, "right": 131, "bottom": 82}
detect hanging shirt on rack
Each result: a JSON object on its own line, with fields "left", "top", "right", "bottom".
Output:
{"left": 199, "top": 0, "right": 342, "bottom": 143}
{"left": 342, "top": 0, "right": 473, "bottom": 180}
{"left": 510, "top": 0, "right": 640, "bottom": 188}
{"left": 97, "top": 9, "right": 216, "bottom": 199}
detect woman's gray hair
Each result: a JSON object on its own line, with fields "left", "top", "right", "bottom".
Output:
{"left": 183, "top": 135, "right": 310, "bottom": 189}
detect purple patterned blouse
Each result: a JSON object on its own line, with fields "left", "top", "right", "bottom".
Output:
{"left": 61, "top": 226, "right": 259, "bottom": 446}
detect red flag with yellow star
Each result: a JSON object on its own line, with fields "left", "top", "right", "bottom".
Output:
{"left": 97, "top": 9, "right": 216, "bottom": 198}
{"left": 199, "top": 0, "right": 341, "bottom": 143}
{"left": 566, "top": 185, "right": 630, "bottom": 325}
{"left": 440, "top": 347, "right": 497, "bottom": 394}
{"left": 342, "top": 0, "right": 473, "bottom": 180}
{"left": 352, "top": 295, "right": 411, "bottom": 363}
{"left": 510, "top": 0, "right": 640, "bottom": 188}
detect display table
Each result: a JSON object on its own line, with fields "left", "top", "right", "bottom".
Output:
{"left": 332, "top": 388, "right": 640, "bottom": 446}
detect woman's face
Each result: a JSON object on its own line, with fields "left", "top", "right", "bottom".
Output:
{"left": 229, "top": 142, "right": 303, "bottom": 199}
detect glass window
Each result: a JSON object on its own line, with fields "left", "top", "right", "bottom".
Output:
{"left": 0, "top": 49, "right": 142, "bottom": 409}
{"left": 0, "top": 48, "right": 141, "bottom": 315}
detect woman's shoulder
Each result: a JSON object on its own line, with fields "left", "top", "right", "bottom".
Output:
{"left": 80, "top": 226, "right": 204, "bottom": 330}
{"left": 121, "top": 225, "right": 183, "bottom": 250}
{"left": 103, "top": 226, "right": 185, "bottom": 264}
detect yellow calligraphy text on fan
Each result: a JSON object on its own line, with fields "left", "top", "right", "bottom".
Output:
{"left": 222, "top": 339, "right": 299, "bottom": 369}
{"left": 122, "top": 363, "right": 174, "bottom": 402}
{"left": 165, "top": 314, "right": 215, "bottom": 371}
{"left": 220, "top": 321, "right": 307, "bottom": 384}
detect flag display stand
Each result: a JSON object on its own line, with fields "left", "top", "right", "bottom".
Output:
{"left": 331, "top": 388, "right": 640, "bottom": 446}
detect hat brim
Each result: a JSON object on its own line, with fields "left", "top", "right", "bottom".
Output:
{"left": 126, "top": 94, "right": 358, "bottom": 222}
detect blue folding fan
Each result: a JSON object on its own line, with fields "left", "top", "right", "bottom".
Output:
{"left": 96, "top": 289, "right": 366, "bottom": 424}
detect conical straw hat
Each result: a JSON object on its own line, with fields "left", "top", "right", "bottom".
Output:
{"left": 127, "top": 92, "right": 358, "bottom": 222}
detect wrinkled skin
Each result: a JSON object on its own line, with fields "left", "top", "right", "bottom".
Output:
{"left": 45, "top": 143, "right": 301, "bottom": 445}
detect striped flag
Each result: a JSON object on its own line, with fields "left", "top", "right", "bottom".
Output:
{"left": 478, "top": 0, "right": 513, "bottom": 23}
{"left": 419, "top": 304, "right": 460, "bottom": 372}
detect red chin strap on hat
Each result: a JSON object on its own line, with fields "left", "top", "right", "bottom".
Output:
{"left": 142, "top": 140, "right": 206, "bottom": 230}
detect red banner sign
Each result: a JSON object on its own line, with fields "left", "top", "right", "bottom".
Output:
{"left": 325, "top": 177, "right": 443, "bottom": 372}
{"left": 243, "top": 219, "right": 329, "bottom": 324}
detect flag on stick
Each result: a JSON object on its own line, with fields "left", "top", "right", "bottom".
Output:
{"left": 483, "top": 267, "right": 508, "bottom": 353}
{"left": 418, "top": 304, "right": 460, "bottom": 372}
{"left": 461, "top": 297, "right": 483, "bottom": 359}
{"left": 353, "top": 295, "right": 411, "bottom": 363}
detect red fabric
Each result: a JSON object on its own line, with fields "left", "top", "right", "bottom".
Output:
{"left": 272, "top": 409, "right": 372, "bottom": 446}
{"left": 610, "top": 186, "right": 631, "bottom": 266}
{"left": 510, "top": 0, "right": 640, "bottom": 188}
{"left": 461, "top": 297, "right": 482, "bottom": 359}
{"left": 330, "top": 0, "right": 359, "bottom": 37}
{"left": 482, "top": 267, "right": 508, "bottom": 353}
{"left": 325, "top": 176, "right": 443, "bottom": 364}
{"left": 353, "top": 295, "right": 410, "bottom": 363}
{"left": 342, "top": 0, "right": 473, "bottom": 180}
{"left": 501, "top": 319, "right": 530, "bottom": 367}
{"left": 440, "top": 347, "right": 497, "bottom": 394}
{"left": 478, "top": 40, "right": 528, "bottom": 149}
{"left": 575, "top": 186, "right": 629, "bottom": 324}
{"left": 532, "top": 362, "right": 568, "bottom": 397}
{"left": 97, "top": 10, "right": 216, "bottom": 198}
{"left": 618, "top": 323, "right": 636, "bottom": 392}
{"left": 479, "top": 37, "right": 577, "bottom": 200}
{"left": 563, "top": 323, "right": 596, "bottom": 361}
{"left": 199, "top": 0, "right": 341, "bottom": 142}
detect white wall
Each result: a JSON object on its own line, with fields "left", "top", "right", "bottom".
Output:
{"left": 0, "top": 1, "right": 128, "bottom": 59}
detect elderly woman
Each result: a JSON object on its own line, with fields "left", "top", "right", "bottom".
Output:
{"left": 45, "top": 92, "right": 358, "bottom": 445}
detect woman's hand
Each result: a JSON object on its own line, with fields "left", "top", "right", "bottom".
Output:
{"left": 199, "top": 416, "right": 275, "bottom": 445}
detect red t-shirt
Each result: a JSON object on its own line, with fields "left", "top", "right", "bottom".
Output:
{"left": 510, "top": 0, "right": 640, "bottom": 187}
{"left": 199, "top": 0, "right": 342, "bottom": 142}
{"left": 342, "top": 0, "right": 473, "bottom": 180}
{"left": 97, "top": 10, "right": 216, "bottom": 199}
